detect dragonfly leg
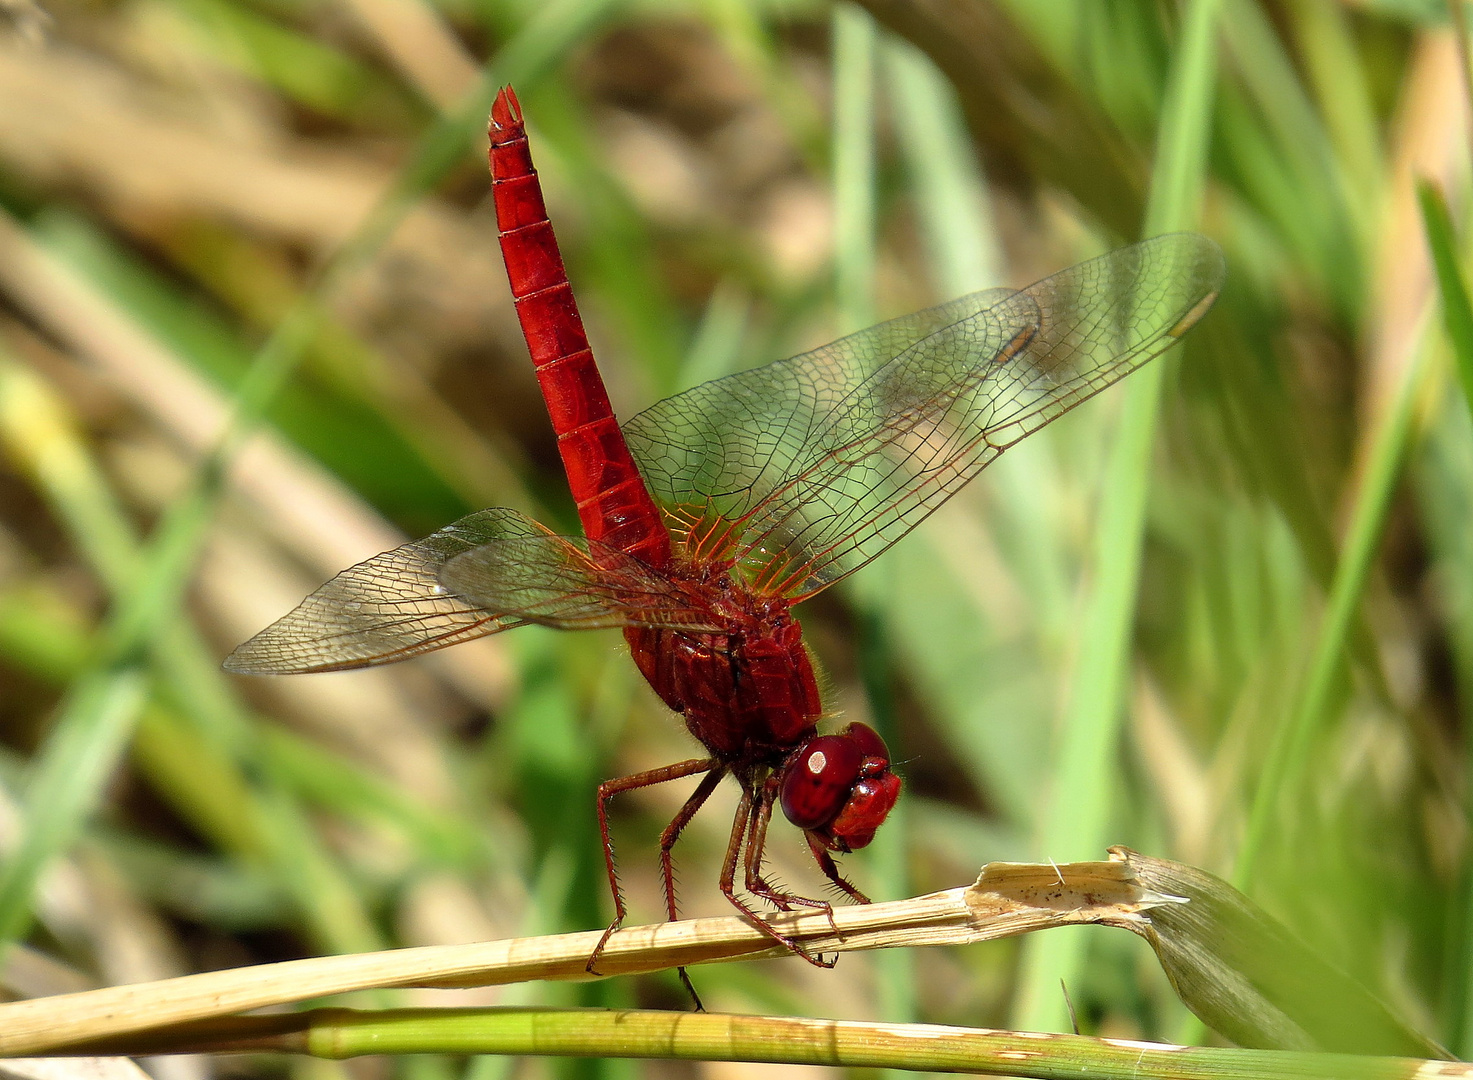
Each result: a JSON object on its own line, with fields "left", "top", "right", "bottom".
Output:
{"left": 656, "top": 765, "right": 726, "bottom": 1010}
{"left": 719, "top": 784, "right": 836, "bottom": 969}
{"left": 659, "top": 766, "right": 727, "bottom": 920}
{"left": 588, "top": 757, "right": 718, "bottom": 980}
{"left": 745, "top": 779, "right": 839, "bottom": 951}
{"left": 745, "top": 778, "right": 833, "bottom": 915}
{"left": 805, "top": 831, "right": 871, "bottom": 905}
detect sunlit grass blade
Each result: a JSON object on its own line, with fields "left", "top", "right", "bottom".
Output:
{"left": 1286, "top": 0, "right": 1383, "bottom": 259}
{"left": 882, "top": 24, "right": 1069, "bottom": 839}
{"left": 0, "top": 559, "right": 465, "bottom": 936}
{"left": 1127, "top": 852, "right": 1443, "bottom": 1055}
{"left": 1416, "top": 391, "right": 1473, "bottom": 1053}
{"left": 1014, "top": 0, "right": 1223, "bottom": 1035}
{"left": 1419, "top": 176, "right": 1473, "bottom": 1044}
{"left": 1219, "top": 0, "right": 1359, "bottom": 318}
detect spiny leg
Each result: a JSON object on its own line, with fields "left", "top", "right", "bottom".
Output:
{"left": 744, "top": 778, "right": 831, "bottom": 915}
{"left": 805, "top": 832, "right": 871, "bottom": 905}
{"left": 719, "top": 786, "right": 835, "bottom": 969}
{"left": 743, "top": 779, "right": 839, "bottom": 953}
{"left": 659, "top": 766, "right": 727, "bottom": 921}
{"left": 589, "top": 758, "right": 717, "bottom": 977}
{"left": 656, "top": 765, "right": 726, "bottom": 1010}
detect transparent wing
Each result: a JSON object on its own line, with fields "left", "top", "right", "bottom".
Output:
{"left": 441, "top": 538, "right": 723, "bottom": 633}
{"left": 624, "top": 233, "right": 1224, "bottom": 599}
{"left": 224, "top": 507, "right": 715, "bottom": 674}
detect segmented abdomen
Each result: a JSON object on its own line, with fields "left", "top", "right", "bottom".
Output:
{"left": 488, "top": 87, "right": 671, "bottom": 568}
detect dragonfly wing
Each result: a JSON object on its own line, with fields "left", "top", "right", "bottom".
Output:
{"left": 224, "top": 508, "right": 714, "bottom": 675}
{"left": 441, "top": 537, "right": 724, "bottom": 633}
{"left": 624, "top": 286, "right": 1017, "bottom": 561}
{"left": 225, "top": 507, "right": 545, "bottom": 673}
{"left": 625, "top": 233, "right": 1224, "bottom": 598}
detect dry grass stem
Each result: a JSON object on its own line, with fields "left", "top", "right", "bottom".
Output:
{"left": 0, "top": 854, "right": 1168, "bottom": 1056}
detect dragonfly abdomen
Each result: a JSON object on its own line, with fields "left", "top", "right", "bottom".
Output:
{"left": 488, "top": 88, "right": 671, "bottom": 567}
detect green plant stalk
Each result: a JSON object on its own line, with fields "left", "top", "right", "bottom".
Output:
{"left": 1220, "top": 0, "right": 1358, "bottom": 320}
{"left": 0, "top": 577, "right": 264, "bottom": 861}
{"left": 1233, "top": 319, "right": 1436, "bottom": 890}
{"left": 1419, "top": 181, "right": 1473, "bottom": 423}
{"left": 1287, "top": 0, "right": 1382, "bottom": 265}
{"left": 1014, "top": 0, "right": 1222, "bottom": 1033}
{"left": 1430, "top": 176, "right": 1473, "bottom": 1044}
{"left": 0, "top": 581, "right": 454, "bottom": 934}
{"left": 67, "top": 1006, "right": 1451, "bottom": 1078}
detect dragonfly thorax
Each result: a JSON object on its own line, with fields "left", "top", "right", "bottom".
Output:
{"left": 623, "top": 599, "right": 822, "bottom": 764}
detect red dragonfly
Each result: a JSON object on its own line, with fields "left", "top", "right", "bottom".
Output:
{"left": 227, "top": 87, "right": 1223, "bottom": 971}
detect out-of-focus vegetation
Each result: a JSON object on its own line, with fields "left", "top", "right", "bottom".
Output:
{"left": 0, "top": 0, "right": 1469, "bottom": 1073}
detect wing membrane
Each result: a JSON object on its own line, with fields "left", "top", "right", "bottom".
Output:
{"left": 224, "top": 507, "right": 714, "bottom": 674}
{"left": 441, "top": 538, "right": 722, "bottom": 632}
{"left": 624, "top": 233, "right": 1224, "bottom": 598}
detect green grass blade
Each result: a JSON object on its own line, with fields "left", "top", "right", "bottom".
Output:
{"left": 0, "top": 665, "right": 147, "bottom": 941}
{"left": 1420, "top": 177, "right": 1473, "bottom": 1045}
{"left": 1014, "top": 0, "right": 1223, "bottom": 1034}
{"left": 881, "top": 26, "right": 1070, "bottom": 845}
{"left": 1233, "top": 313, "right": 1436, "bottom": 890}
{"left": 833, "top": 3, "right": 877, "bottom": 334}
{"left": 1219, "top": 0, "right": 1359, "bottom": 319}
{"left": 1140, "top": 6, "right": 1222, "bottom": 237}
{"left": 1417, "top": 389, "right": 1473, "bottom": 1053}
{"left": 1419, "top": 181, "right": 1473, "bottom": 421}
{"left": 1287, "top": 0, "right": 1383, "bottom": 257}
{"left": 884, "top": 36, "right": 1000, "bottom": 296}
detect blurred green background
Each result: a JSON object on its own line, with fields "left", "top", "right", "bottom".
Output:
{"left": 0, "top": 0, "right": 1469, "bottom": 1074}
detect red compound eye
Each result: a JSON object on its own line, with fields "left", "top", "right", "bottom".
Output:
{"left": 842, "top": 721, "right": 890, "bottom": 764}
{"left": 780, "top": 735, "right": 863, "bottom": 831}
{"left": 779, "top": 723, "right": 901, "bottom": 848}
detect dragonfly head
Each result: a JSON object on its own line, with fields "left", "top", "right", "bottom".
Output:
{"left": 779, "top": 722, "right": 901, "bottom": 852}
